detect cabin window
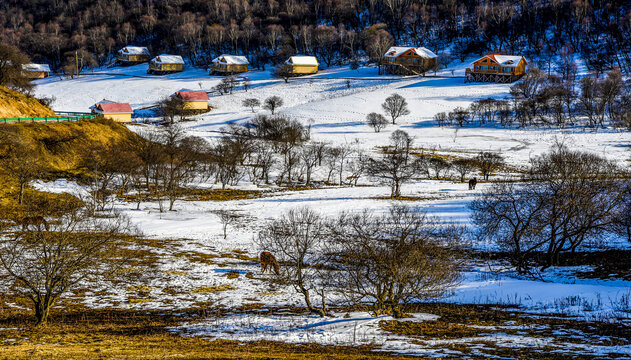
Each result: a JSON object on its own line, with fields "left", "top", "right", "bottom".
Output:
{"left": 503, "top": 67, "right": 512, "bottom": 72}
{"left": 481, "top": 65, "right": 488, "bottom": 70}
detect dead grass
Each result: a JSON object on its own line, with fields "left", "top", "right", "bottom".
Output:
{"left": 0, "top": 85, "right": 56, "bottom": 118}
{"left": 0, "top": 309, "right": 409, "bottom": 360}
{"left": 191, "top": 284, "right": 235, "bottom": 293}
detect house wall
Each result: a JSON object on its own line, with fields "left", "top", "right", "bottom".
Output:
{"left": 472, "top": 57, "right": 526, "bottom": 75}
{"left": 211, "top": 64, "right": 248, "bottom": 73}
{"left": 291, "top": 65, "right": 318, "bottom": 74}
{"left": 23, "top": 71, "right": 48, "bottom": 79}
{"left": 103, "top": 113, "right": 132, "bottom": 122}
{"left": 150, "top": 63, "right": 184, "bottom": 72}
{"left": 182, "top": 100, "right": 209, "bottom": 110}
{"left": 119, "top": 54, "right": 150, "bottom": 63}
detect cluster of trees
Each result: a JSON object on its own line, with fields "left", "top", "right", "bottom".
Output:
{"left": 367, "top": 130, "right": 504, "bottom": 197}
{"left": 472, "top": 144, "right": 631, "bottom": 275}
{"left": 257, "top": 205, "right": 462, "bottom": 318}
{"left": 435, "top": 68, "right": 631, "bottom": 130}
{"left": 0, "top": 196, "right": 137, "bottom": 326}
{"left": 2, "top": 0, "right": 631, "bottom": 74}
{"left": 366, "top": 93, "right": 411, "bottom": 132}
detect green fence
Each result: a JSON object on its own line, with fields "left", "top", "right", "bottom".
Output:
{"left": 0, "top": 112, "right": 101, "bottom": 124}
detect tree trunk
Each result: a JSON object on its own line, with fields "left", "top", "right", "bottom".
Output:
{"left": 18, "top": 183, "right": 25, "bottom": 204}
{"left": 34, "top": 300, "right": 51, "bottom": 326}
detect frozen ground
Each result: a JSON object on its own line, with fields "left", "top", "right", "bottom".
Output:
{"left": 29, "top": 62, "right": 631, "bottom": 357}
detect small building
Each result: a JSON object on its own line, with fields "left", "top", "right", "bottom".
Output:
{"left": 379, "top": 46, "right": 438, "bottom": 75}
{"left": 148, "top": 55, "right": 184, "bottom": 75}
{"left": 210, "top": 55, "right": 249, "bottom": 75}
{"left": 22, "top": 64, "right": 51, "bottom": 79}
{"left": 173, "top": 91, "right": 209, "bottom": 111}
{"left": 90, "top": 100, "right": 133, "bottom": 122}
{"left": 117, "top": 46, "right": 150, "bottom": 65}
{"left": 465, "top": 54, "right": 527, "bottom": 83}
{"left": 285, "top": 56, "right": 319, "bottom": 75}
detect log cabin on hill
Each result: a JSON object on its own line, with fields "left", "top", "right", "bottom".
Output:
{"left": 379, "top": 46, "right": 438, "bottom": 75}
{"left": 148, "top": 55, "right": 184, "bottom": 75}
{"left": 173, "top": 90, "right": 210, "bottom": 111}
{"left": 210, "top": 55, "right": 249, "bottom": 75}
{"left": 90, "top": 100, "right": 133, "bottom": 122}
{"left": 22, "top": 64, "right": 51, "bottom": 78}
{"left": 465, "top": 55, "right": 527, "bottom": 83}
{"left": 285, "top": 56, "right": 319, "bottom": 74}
{"left": 117, "top": 46, "right": 150, "bottom": 65}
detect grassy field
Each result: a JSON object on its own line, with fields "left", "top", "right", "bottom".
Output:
{"left": 0, "top": 308, "right": 411, "bottom": 360}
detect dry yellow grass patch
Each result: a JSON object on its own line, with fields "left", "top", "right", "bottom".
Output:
{"left": 191, "top": 284, "right": 235, "bottom": 293}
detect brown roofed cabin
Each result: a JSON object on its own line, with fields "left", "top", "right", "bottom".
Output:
{"left": 91, "top": 101, "right": 133, "bottom": 122}
{"left": 22, "top": 64, "right": 51, "bottom": 78}
{"left": 117, "top": 46, "right": 150, "bottom": 65}
{"left": 210, "top": 55, "right": 249, "bottom": 75}
{"left": 148, "top": 55, "right": 184, "bottom": 75}
{"left": 465, "top": 55, "right": 527, "bottom": 83}
{"left": 174, "top": 91, "right": 210, "bottom": 111}
{"left": 379, "top": 46, "right": 438, "bottom": 75}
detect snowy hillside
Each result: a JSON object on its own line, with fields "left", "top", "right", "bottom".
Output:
{"left": 28, "top": 64, "right": 631, "bottom": 358}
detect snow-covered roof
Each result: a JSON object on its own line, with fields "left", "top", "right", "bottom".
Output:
{"left": 213, "top": 55, "right": 249, "bottom": 65}
{"left": 22, "top": 63, "right": 51, "bottom": 72}
{"left": 476, "top": 54, "right": 526, "bottom": 67}
{"left": 91, "top": 100, "right": 133, "bottom": 114}
{"left": 286, "top": 56, "right": 319, "bottom": 66}
{"left": 151, "top": 54, "right": 185, "bottom": 65}
{"left": 383, "top": 46, "right": 437, "bottom": 59}
{"left": 174, "top": 91, "right": 209, "bottom": 101}
{"left": 118, "top": 46, "right": 150, "bottom": 55}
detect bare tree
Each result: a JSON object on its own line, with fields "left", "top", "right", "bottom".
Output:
{"left": 428, "top": 157, "right": 451, "bottom": 180}
{"left": 366, "top": 130, "right": 420, "bottom": 198}
{"left": 263, "top": 96, "right": 284, "bottom": 114}
{"left": 328, "top": 205, "right": 461, "bottom": 318}
{"left": 382, "top": 93, "right": 410, "bottom": 124}
{"left": 452, "top": 158, "right": 476, "bottom": 183}
{"left": 472, "top": 145, "right": 623, "bottom": 274}
{"left": 216, "top": 210, "right": 238, "bottom": 239}
{"left": 256, "top": 207, "right": 329, "bottom": 316}
{"left": 0, "top": 136, "right": 43, "bottom": 204}
{"left": 475, "top": 152, "right": 504, "bottom": 180}
{"left": 0, "top": 210, "right": 138, "bottom": 326}
{"left": 366, "top": 112, "right": 389, "bottom": 132}
{"left": 242, "top": 98, "right": 260, "bottom": 112}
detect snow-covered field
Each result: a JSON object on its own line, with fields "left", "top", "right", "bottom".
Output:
{"left": 31, "top": 63, "right": 631, "bottom": 357}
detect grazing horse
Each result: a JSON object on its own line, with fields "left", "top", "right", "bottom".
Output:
{"left": 20, "top": 216, "right": 49, "bottom": 231}
{"left": 468, "top": 177, "right": 478, "bottom": 190}
{"left": 260, "top": 251, "right": 280, "bottom": 275}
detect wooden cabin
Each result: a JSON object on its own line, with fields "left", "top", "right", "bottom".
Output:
{"left": 465, "top": 55, "right": 527, "bottom": 83}
{"left": 285, "top": 56, "right": 319, "bottom": 74}
{"left": 379, "top": 46, "right": 438, "bottom": 75}
{"left": 173, "top": 91, "right": 209, "bottom": 111}
{"left": 22, "top": 64, "right": 51, "bottom": 78}
{"left": 210, "top": 55, "right": 249, "bottom": 75}
{"left": 148, "top": 55, "right": 184, "bottom": 75}
{"left": 117, "top": 46, "right": 150, "bottom": 65}
{"left": 90, "top": 101, "right": 133, "bottom": 122}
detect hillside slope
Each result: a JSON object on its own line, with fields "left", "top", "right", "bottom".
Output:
{"left": 0, "top": 118, "right": 143, "bottom": 174}
{"left": 0, "top": 86, "right": 56, "bottom": 118}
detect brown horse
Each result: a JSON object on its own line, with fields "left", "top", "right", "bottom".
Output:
{"left": 20, "top": 216, "right": 49, "bottom": 231}
{"left": 260, "top": 251, "right": 280, "bottom": 275}
{"left": 468, "top": 177, "right": 477, "bottom": 190}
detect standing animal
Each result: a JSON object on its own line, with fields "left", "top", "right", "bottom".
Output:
{"left": 468, "top": 177, "right": 477, "bottom": 190}
{"left": 260, "top": 251, "right": 280, "bottom": 275}
{"left": 20, "top": 216, "right": 49, "bottom": 231}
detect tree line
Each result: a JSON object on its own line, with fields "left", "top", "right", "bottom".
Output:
{"left": 435, "top": 68, "right": 631, "bottom": 131}
{"left": 1, "top": 0, "right": 631, "bottom": 74}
